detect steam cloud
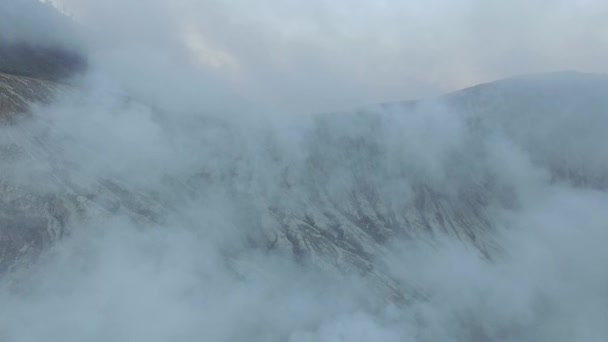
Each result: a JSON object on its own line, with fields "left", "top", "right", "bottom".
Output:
{"left": 1, "top": 1, "right": 608, "bottom": 341}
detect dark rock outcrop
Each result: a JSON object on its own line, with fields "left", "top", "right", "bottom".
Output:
{"left": 0, "top": 43, "right": 86, "bottom": 82}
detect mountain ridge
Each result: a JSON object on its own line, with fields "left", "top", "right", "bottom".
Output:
{"left": 1, "top": 69, "right": 607, "bottom": 302}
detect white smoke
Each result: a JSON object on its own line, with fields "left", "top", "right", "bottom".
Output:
{"left": 1, "top": 1, "right": 608, "bottom": 341}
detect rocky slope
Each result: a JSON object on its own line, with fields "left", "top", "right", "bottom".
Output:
{"left": 1, "top": 70, "right": 607, "bottom": 301}
{"left": 0, "top": 72, "right": 68, "bottom": 120}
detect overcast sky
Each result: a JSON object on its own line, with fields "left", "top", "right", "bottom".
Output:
{"left": 15, "top": 0, "right": 608, "bottom": 112}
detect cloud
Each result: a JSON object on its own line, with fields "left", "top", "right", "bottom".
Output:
{"left": 49, "top": 0, "right": 608, "bottom": 112}
{"left": 0, "top": 0, "right": 81, "bottom": 48}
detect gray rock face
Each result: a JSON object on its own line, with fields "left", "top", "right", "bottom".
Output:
{"left": 0, "top": 72, "right": 67, "bottom": 120}
{"left": 443, "top": 71, "right": 608, "bottom": 190}
{"left": 1, "top": 71, "right": 607, "bottom": 301}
